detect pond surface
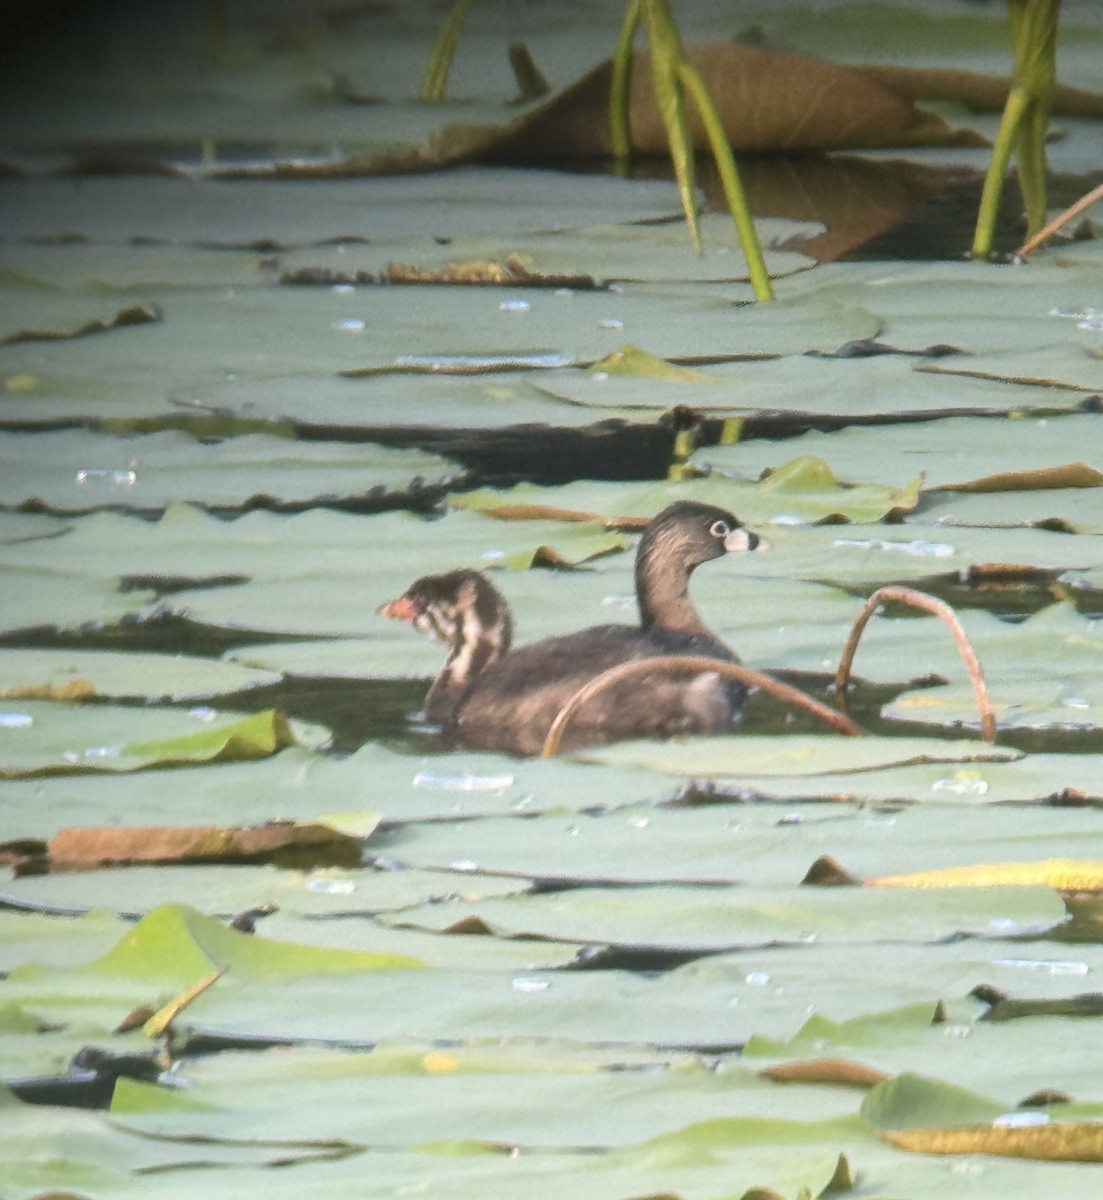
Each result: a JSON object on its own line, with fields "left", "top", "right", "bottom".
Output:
{"left": 2, "top": 1, "right": 1103, "bottom": 1197}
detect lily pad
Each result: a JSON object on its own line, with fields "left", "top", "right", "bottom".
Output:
{"left": 0, "top": 647, "right": 279, "bottom": 702}
{"left": 0, "top": 429, "right": 460, "bottom": 515}
{"left": 79, "top": 902, "right": 423, "bottom": 982}
{"left": 579, "top": 734, "right": 1019, "bottom": 777}
{"left": 697, "top": 413, "right": 1103, "bottom": 496}
{"left": 0, "top": 702, "right": 328, "bottom": 779}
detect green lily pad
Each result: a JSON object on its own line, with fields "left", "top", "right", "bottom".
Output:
{"left": 0, "top": 429, "right": 459, "bottom": 514}
{"left": 696, "top": 413, "right": 1103, "bottom": 494}
{"left": 0, "top": 703, "right": 329, "bottom": 779}
{"left": 362, "top": 215, "right": 816, "bottom": 285}
{"left": 577, "top": 734, "right": 1019, "bottom": 777}
{"left": 861, "top": 1071, "right": 1004, "bottom": 1130}
{"left": 0, "top": 647, "right": 279, "bottom": 702}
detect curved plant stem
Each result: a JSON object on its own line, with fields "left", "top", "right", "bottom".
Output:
{"left": 678, "top": 60, "right": 775, "bottom": 300}
{"left": 608, "top": 0, "right": 772, "bottom": 294}
{"left": 541, "top": 656, "right": 864, "bottom": 757}
{"left": 834, "top": 586, "right": 997, "bottom": 743}
{"left": 420, "top": 0, "right": 471, "bottom": 102}
{"left": 610, "top": 0, "right": 642, "bottom": 164}
{"left": 972, "top": 0, "right": 1060, "bottom": 258}
{"left": 644, "top": 0, "right": 701, "bottom": 251}
{"left": 1014, "top": 180, "right": 1103, "bottom": 257}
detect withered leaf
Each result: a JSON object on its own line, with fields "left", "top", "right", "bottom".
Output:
{"left": 46, "top": 821, "right": 361, "bottom": 872}
{"left": 882, "top": 1121, "right": 1103, "bottom": 1162}
{"left": 470, "top": 44, "right": 986, "bottom": 162}
{"left": 760, "top": 1057, "right": 892, "bottom": 1088}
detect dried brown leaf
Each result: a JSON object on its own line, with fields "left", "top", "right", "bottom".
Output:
{"left": 480, "top": 44, "right": 986, "bottom": 162}
{"left": 47, "top": 821, "right": 361, "bottom": 871}
{"left": 760, "top": 1057, "right": 892, "bottom": 1088}
{"left": 0, "top": 678, "right": 97, "bottom": 701}
{"left": 934, "top": 462, "right": 1103, "bottom": 493}
{"left": 882, "top": 1121, "right": 1103, "bottom": 1162}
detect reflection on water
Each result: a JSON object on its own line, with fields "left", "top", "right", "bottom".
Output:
{"left": 649, "top": 155, "right": 1101, "bottom": 264}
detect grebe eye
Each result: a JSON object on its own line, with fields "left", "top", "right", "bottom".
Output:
{"left": 709, "top": 519, "right": 731, "bottom": 538}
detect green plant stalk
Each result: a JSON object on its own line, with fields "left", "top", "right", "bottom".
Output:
{"left": 679, "top": 60, "right": 775, "bottom": 301}
{"left": 1013, "top": 0, "right": 1058, "bottom": 236}
{"left": 609, "top": 0, "right": 770, "bottom": 292}
{"left": 204, "top": 0, "right": 226, "bottom": 66}
{"left": 643, "top": 1, "right": 702, "bottom": 251}
{"left": 972, "top": 84, "right": 1030, "bottom": 258}
{"left": 420, "top": 0, "right": 471, "bottom": 103}
{"left": 972, "top": 0, "right": 1060, "bottom": 257}
{"left": 610, "top": 0, "right": 641, "bottom": 163}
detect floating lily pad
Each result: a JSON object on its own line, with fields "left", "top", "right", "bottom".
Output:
{"left": 3, "top": 6, "right": 1103, "bottom": 1199}
{"left": 697, "top": 414, "right": 1103, "bottom": 496}
{"left": 84, "top": 902, "right": 422, "bottom": 982}
{"left": 535, "top": 350, "right": 1093, "bottom": 419}
{"left": 579, "top": 734, "right": 1019, "bottom": 777}
{"left": 357, "top": 215, "right": 816, "bottom": 285}
{"left": 0, "top": 429, "right": 459, "bottom": 515}
{"left": 0, "top": 702, "right": 328, "bottom": 779}
{"left": 0, "top": 647, "right": 279, "bottom": 702}
{"left": 0, "top": 563, "right": 155, "bottom": 637}
{"left": 0, "top": 171, "right": 689, "bottom": 250}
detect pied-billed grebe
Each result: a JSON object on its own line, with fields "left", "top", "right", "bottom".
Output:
{"left": 379, "top": 501, "right": 759, "bottom": 755}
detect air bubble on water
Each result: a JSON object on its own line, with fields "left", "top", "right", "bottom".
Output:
{"left": 413, "top": 771, "right": 514, "bottom": 792}
{"left": 833, "top": 536, "right": 954, "bottom": 558}
{"left": 307, "top": 878, "right": 356, "bottom": 894}
{"left": 76, "top": 468, "right": 137, "bottom": 487}
{"left": 931, "top": 776, "right": 988, "bottom": 796}
{"left": 994, "top": 1110, "right": 1050, "bottom": 1128}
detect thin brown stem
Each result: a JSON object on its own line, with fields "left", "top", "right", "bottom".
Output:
{"left": 541, "top": 656, "right": 864, "bottom": 757}
{"left": 1015, "top": 181, "right": 1103, "bottom": 258}
{"left": 834, "top": 586, "right": 996, "bottom": 743}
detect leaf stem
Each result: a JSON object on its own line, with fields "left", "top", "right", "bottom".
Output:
{"left": 835, "top": 586, "right": 996, "bottom": 743}
{"left": 421, "top": 0, "right": 471, "bottom": 103}
{"left": 678, "top": 60, "right": 775, "bottom": 300}
{"left": 542, "top": 656, "right": 864, "bottom": 757}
